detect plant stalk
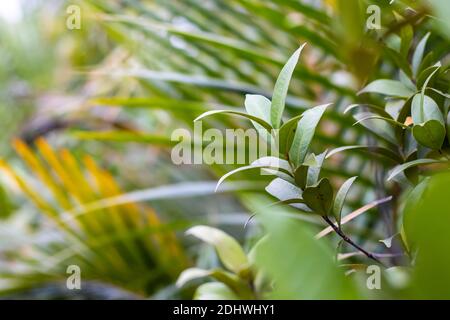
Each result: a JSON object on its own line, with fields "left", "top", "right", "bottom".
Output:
{"left": 322, "top": 215, "right": 383, "bottom": 265}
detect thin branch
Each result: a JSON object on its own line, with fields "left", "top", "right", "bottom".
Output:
{"left": 321, "top": 215, "right": 383, "bottom": 265}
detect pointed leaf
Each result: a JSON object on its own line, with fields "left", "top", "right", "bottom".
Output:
{"left": 289, "top": 104, "right": 330, "bottom": 167}
{"left": 278, "top": 115, "right": 302, "bottom": 156}
{"left": 333, "top": 177, "right": 357, "bottom": 225}
{"left": 412, "top": 32, "right": 430, "bottom": 77}
{"left": 271, "top": 44, "right": 306, "bottom": 128}
{"left": 194, "top": 110, "right": 272, "bottom": 131}
{"left": 358, "top": 80, "right": 415, "bottom": 98}
{"left": 387, "top": 159, "right": 445, "bottom": 181}
{"left": 326, "top": 145, "right": 403, "bottom": 163}
{"left": 245, "top": 94, "right": 272, "bottom": 139}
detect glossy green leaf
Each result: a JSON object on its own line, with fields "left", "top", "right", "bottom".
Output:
{"left": 333, "top": 176, "right": 357, "bottom": 225}
{"left": 245, "top": 94, "right": 272, "bottom": 139}
{"left": 358, "top": 79, "right": 415, "bottom": 98}
{"left": 411, "top": 94, "right": 444, "bottom": 125}
{"left": 289, "top": 104, "right": 331, "bottom": 167}
{"left": 277, "top": 115, "right": 302, "bottom": 157}
{"left": 265, "top": 177, "right": 302, "bottom": 202}
{"left": 412, "top": 32, "right": 430, "bottom": 77}
{"left": 271, "top": 44, "right": 306, "bottom": 128}
{"left": 194, "top": 109, "right": 273, "bottom": 131}
{"left": 306, "top": 151, "right": 327, "bottom": 187}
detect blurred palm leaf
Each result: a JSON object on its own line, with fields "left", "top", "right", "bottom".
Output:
{"left": 0, "top": 138, "right": 188, "bottom": 296}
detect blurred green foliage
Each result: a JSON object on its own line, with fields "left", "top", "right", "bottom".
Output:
{"left": 0, "top": 0, "right": 449, "bottom": 299}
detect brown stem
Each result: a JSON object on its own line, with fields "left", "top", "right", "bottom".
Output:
{"left": 322, "top": 216, "right": 383, "bottom": 265}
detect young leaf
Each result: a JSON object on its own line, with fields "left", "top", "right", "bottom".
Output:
{"left": 194, "top": 109, "right": 273, "bottom": 131}
{"left": 271, "top": 44, "right": 306, "bottom": 128}
{"left": 289, "top": 103, "right": 331, "bottom": 168}
{"left": 387, "top": 159, "right": 445, "bottom": 181}
{"left": 245, "top": 94, "right": 272, "bottom": 139}
{"left": 176, "top": 268, "right": 211, "bottom": 287}
{"left": 412, "top": 32, "right": 431, "bottom": 77}
{"left": 302, "top": 178, "right": 333, "bottom": 215}
{"left": 306, "top": 150, "right": 327, "bottom": 186}
{"left": 358, "top": 80, "right": 415, "bottom": 98}
{"left": 186, "top": 226, "right": 249, "bottom": 274}
{"left": 333, "top": 177, "right": 357, "bottom": 225}
{"left": 278, "top": 115, "right": 302, "bottom": 157}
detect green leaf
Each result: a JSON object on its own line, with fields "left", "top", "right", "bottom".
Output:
{"left": 326, "top": 145, "right": 403, "bottom": 163}
{"left": 302, "top": 178, "right": 334, "bottom": 215}
{"left": 265, "top": 177, "right": 302, "bottom": 202}
{"left": 294, "top": 165, "right": 308, "bottom": 190}
{"left": 411, "top": 94, "right": 444, "bottom": 125}
{"left": 387, "top": 159, "right": 445, "bottom": 181}
{"left": 412, "top": 32, "right": 430, "bottom": 77}
{"left": 177, "top": 268, "right": 253, "bottom": 298}
{"left": 289, "top": 103, "right": 331, "bottom": 167}
{"left": 194, "top": 109, "right": 273, "bottom": 131}
{"left": 176, "top": 268, "right": 211, "bottom": 287}
{"left": 333, "top": 177, "right": 357, "bottom": 225}
{"left": 194, "top": 282, "right": 239, "bottom": 300}
{"left": 344, "top": 104, "right": 393, "bottom": 119}
{"left": 216, "top": 165, "right": 277, "bottom": 192}
{"left": 186, "top": 226, "right": 249, "bottom": 274}
{"left": 306, "top": 151, "right": 327, "bottom": 186}
{"left": 244, "top": 94, "right": 272, "bottom": 139}
{"left": 271, "top": 44, "right": 306, "bottom": 128}
{"left": 416, "top": 64, "right": 440, "bottom": 90}
{"left": 277, "top": 115, "right": 302, "bottom": 157}
{"left": 412, "top": 120, "right": 446, "bottom": 150}
{"left": 447, "top": 112, "right": 450, "bottom": 143}
{"left": 353, "top": 112, "right": 398, "bottom": 145}
{"left": 358, "top": 79, "right": 415, "bottom": 98}
{"left": 353, "top": 115, "right": 409, "bottom": 129}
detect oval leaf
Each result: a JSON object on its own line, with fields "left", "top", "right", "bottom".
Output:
{"left": 302, "top": 178, "right": 333, "bottom": 215}
{"left": 412, "top": 120, "right": 446, "bottom": 150}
